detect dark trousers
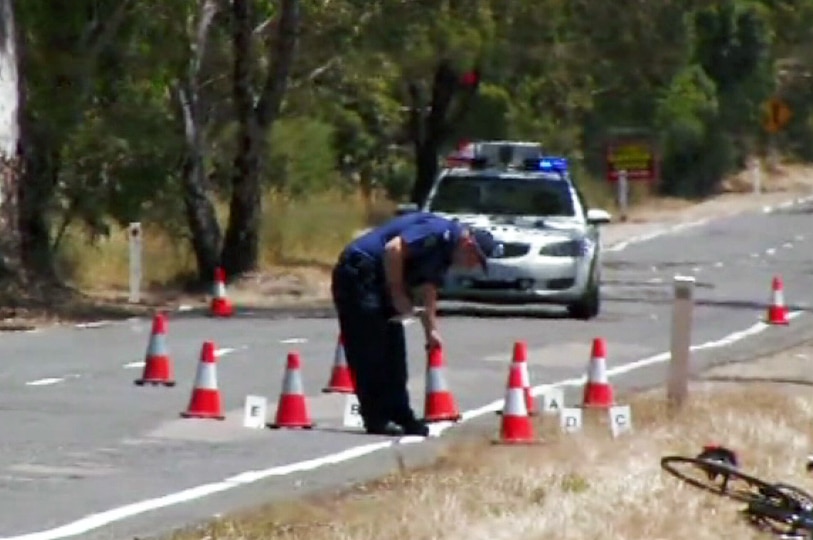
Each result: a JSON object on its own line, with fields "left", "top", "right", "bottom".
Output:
{"left": 331, "top": 252, "right": 417, "bottom": 428}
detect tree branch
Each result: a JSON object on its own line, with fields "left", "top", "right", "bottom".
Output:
{"left": 79, "top": 0, "right": 137, "bottom": 62}
{"left": 191, "top": 0, "right": 221, "bottom": 80}
{"left": 255, "top": 0, "right": 301, "bottom": 127}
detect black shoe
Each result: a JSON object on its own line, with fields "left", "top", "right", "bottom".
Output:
{"left": 365, "top": 421, "right": 405, "bottom": 436}
{"left": 400, "top": 419, "right": 429, "bottom": 437}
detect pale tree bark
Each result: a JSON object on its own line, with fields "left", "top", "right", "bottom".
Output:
{"left": 0, "top": 0, "right": 22, "bottom": 279}
{"left": 176, "top": 0, "right": 224, "bottom": 284}
{"left": 219, "top": 0, "right": 300, "bottom": 278}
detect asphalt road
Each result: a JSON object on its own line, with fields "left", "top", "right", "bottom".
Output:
{"left": 2, "top": 196, "right": 813, "bottom": 540}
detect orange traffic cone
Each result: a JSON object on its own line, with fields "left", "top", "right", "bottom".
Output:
{"left": 582, "top": 337, "right": 614, "bottom": 408}
{"left": 269, "top": 351, "right": 314, "bottom": 429}
{"left": 322, "top": 333, "right": 355, "bottom": 393}
{"left": 181, "top": 341, "right": 225, "bottom": 420}
{"left": 494, "top": 362, "right": 537, "bottom": 445}
{"left": 423, "top": 345, "right": 462, "bottom": 423}
{"left": 497, "top": 341, "right": 537, "bottom": 416}
{"left": 766, "top": 275, "right": 789, "bottom": 325}
{"left": 134, "top": 312, "right": 175, "bottom": 387}
{"left": 210, "top": 267, "right": 234, "bottom": 318}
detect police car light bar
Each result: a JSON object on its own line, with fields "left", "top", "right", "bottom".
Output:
{"left": 522, "top": 156, "right": 569, "bottom": 173}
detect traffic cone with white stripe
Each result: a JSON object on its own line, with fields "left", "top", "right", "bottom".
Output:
{"left": 134, "top": 312, "right": 175, "bottom": 387}
{"left": 582, "top": 337, "right": 614, "bottom": 408}
{"left": 497, "top": 341, "right": 537, "bottom": 416}
{"left": 494, "top": 362, "right": 537, "bottom": 445}
{"left": 423, "top": 344, "right": 462, "bottom": 423}
{"left": 181, "top": 341, "right": 225, "bottom": 420}
{"left": 766, "top": 275, "right": 790, "bottom": 325}
{"left": 322, "top": 333, "right": 355, "bottom": 393}
{"left": 210, "top": 267, "right": 234, "bottom": 318}
{"left": 269, "top": 351, "right": 314, "bottom": 429}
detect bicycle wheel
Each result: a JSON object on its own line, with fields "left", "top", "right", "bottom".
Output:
{"left": 743, "top": 498, "right": 813, "bottom": 539}
{"left": 660, "top": 455, "right": 797, "bottom": 507}
{"left": 774, "top": 483, "right": 813, "bottom": 512}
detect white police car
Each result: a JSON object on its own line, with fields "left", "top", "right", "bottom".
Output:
{"left": 399, "top": 154, "right": 612, "bottom": 319}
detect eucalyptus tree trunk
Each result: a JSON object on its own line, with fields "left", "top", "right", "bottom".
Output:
{"left": 0, "top": 0, "right": 23, "bottom": 280}
{"left": 219, "top": 0, "right": 300, "bottom": 278}
{"left": 177, "top": 0, "right": 223, "bottom": 284}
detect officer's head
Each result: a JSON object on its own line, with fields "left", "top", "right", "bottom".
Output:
{"left": 453, "top": 227, "right": 503, "bottom": 273}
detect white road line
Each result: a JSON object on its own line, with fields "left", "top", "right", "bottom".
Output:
{"left": 280, "top": 338, "right": 308, "bottom": 344}
{"left": 25, "top": 378, "right": 65, "bottom": 387}
{"left": 123, "top": 361, "right": 145, "bottom": 369}
{"left": 74, "top": 321, "right": 113, "bottom": 330}
{"left": 6, "top": 195, "right": 810, "bottom": 538}
{"left": 4, "top": 311, "right": 804, "bottom": 540}
{"left": 123, "top": 348, "right": 241, "bottom": 369}
{"left": 215, "top": 346, "right": 246, "bottom": 358}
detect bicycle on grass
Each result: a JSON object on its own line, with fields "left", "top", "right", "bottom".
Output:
{"left": 660, "top": 445, "right": 813, "bottom": 539}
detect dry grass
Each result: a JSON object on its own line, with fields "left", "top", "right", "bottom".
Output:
{"left": 169, "top": 382, "right": 813, "bottom": 540}
{"left": 54, "top": 188, "right": 393, "bottom": 291}
{"left": 17, "top": 160, "right": 812, "bottom": 324}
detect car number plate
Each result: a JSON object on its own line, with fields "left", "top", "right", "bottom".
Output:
{"left": 486, "top": 265, "right": 515, "bottom": 281}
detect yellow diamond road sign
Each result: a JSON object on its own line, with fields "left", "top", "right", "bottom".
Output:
{"left": 764, "top": 97, "right": 792, "bottom": 133}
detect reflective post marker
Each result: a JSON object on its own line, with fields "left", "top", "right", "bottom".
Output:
{"left": 128, "top": 222, "right": 142, "bottom": 304}
{"left": 617, "top": 169, "right": 629, "bottom": 222}
{"left": 752, "top": 158, "right": 762, "bottom": 195}
{"left": 667, "top": 275, "right": 695, "bottom": 413}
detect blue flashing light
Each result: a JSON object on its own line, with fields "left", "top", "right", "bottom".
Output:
{"left": 524, "top": 156, "right": 570, "bottom": 174}
{"left": 523, "top": 156, "right": 569, "bottom": 173}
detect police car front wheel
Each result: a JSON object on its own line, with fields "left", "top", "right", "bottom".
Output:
{"left": 567, "top": 283, "right": 600, "bottom": 320}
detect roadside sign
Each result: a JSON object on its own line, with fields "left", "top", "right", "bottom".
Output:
{"left": 605, "top": 139, "right": 657, "bottom": 182}
{"left": 764, "top": 97, "right": 792, "bottom": 133}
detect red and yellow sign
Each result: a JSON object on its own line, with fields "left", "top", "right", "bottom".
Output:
{"left": 605, "top": 140, "right": 657, "bottom": 183}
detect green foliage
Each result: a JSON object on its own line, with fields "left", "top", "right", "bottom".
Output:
{"left": 16, "top": 0, "right": 813, "bottom": 272}
{"left": 267, "top": 117, "right": 340, "bottom": 197}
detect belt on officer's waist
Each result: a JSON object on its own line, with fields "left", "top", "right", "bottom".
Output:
{"left": 337, "top": 248, "right": 375, "bottom": 269}
{"left": 335, "top": 249, "right": 383, "bottom": 293}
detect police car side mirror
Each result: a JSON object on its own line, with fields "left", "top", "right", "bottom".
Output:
{"left": 586, "top": 208, "right": 612, "bottom": 225}
{"left": 396, "top": 203, "right": 419, "bottom": 216}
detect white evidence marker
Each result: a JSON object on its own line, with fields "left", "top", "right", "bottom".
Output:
{"left": 343, "top": 394, "right": 364, "bottom": 429}
{"left": 609, "top": 405, "right": 633, "bottom": 438}
{"left": 242, "top": 395, "right": 268, "bottom": 429}
{"left": 540, "top": 387, "right": 564, "bottom": 415}
{"left": 560, "top": 407, "right": 583, "bottom": 434}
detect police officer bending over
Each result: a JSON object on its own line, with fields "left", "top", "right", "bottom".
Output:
{"left": 331, "top": 211, "right": 501, "bottom": 436}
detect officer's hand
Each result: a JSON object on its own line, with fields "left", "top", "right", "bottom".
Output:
{"left": 426, "top": 329, "right": 443, "bottom": 351}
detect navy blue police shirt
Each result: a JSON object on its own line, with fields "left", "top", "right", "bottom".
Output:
{"left": 346, "top": 211, "right": 463, "bottom": 290}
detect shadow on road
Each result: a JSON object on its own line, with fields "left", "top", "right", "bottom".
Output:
{"left": 436, "top": 305, "right": 570, "bottom": 319}
{"left": 160, "top": 302, "right": 571, "bottom": 322}
{"left": 602, "top": 294, "right": 812, "bottom": 313}
{"left": 152, "top": 292, "right": 811, "bottom": 324}
{"left": 695, "top": 375, "right": 813, "bottom": 387}
{"left": 164, "top": 304, "right": 337, "bottom": 322}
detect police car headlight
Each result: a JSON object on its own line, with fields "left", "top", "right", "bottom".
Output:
{"left": 539, "top": 240, "right": 586, "bottom": 257}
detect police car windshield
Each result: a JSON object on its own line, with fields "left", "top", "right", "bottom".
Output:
{"left": 427, "top": 174, "right": 576, "bottom": 217}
